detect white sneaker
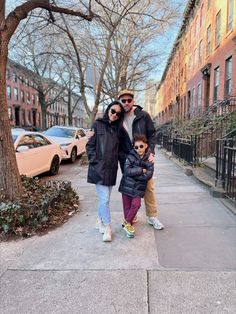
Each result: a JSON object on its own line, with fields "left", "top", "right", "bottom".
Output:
{"left": 103, "top": 225, "right": 112, "bottom": 242}
{"left": 95, "top": 218, "right": 105, "bottom": 234}
{"left": 147, "top": 217, "right": 164, "bottom": 230}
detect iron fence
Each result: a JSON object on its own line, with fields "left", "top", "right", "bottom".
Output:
{"left": 216, "top": 138, "right": 236, "bottom": 203}
{"left": 172, "top": 138, "right": 196, "bottom": 165}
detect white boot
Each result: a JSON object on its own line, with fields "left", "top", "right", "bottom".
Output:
{"left": 103, "top": 225, "right": 112, "bottom": 242}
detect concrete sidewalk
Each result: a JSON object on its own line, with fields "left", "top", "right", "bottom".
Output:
{"left": 1, "top": 152, "right": 235, "bottom": 314}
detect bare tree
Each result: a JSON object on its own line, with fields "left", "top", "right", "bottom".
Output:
{"left": 0, "top": 0, "right": 93, "bottom": 200}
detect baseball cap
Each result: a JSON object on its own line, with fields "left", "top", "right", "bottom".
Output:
{"left": 118, "top": 89, "right": 134, "bottom": 98}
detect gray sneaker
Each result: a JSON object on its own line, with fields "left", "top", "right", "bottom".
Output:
{"left": 147, "top": 217, "right": 164, "bottom": 230}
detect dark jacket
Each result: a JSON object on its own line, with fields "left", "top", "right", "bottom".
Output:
{"left": 119, "top": 105, "right": 156, "bottom": 172}
{"left": 118, "top": 148, "right": 154, "bottom": 198}
{"left": 86, "top": 118, "right": 121, "bottom": 186}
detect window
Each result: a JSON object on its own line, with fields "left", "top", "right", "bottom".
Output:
{"left": 14, "top": 87, "right": 18, "bottom": 101}
{"left": 192, "top": 88, "right": 195, "bottom": 110}
{"left": 197, "top": 84, "right": 202, "bottom": 110}
{"left": 27, "top": 92, "right": 30, "bottom": 104}
{"left": 20, "top": 91, "right": 24, "bottom": 103}
{"left": 214, "top": 66, "right": 220, "bottom": 101}
{"left": 225, "top": 56, "right": 232, "bottom": 96}
{"left": 199, "top": 40, "right": 203, "bottom": 65}
{"left": 7, "top": 86, "right": 11, "bottom": 99}
{"left": 215, "top": 10, "right": 221, "bottom": 47}
{"left": 8, "top": 108, "right": 13, "bottom": 120}
{"left": 13, "top": 72, "right": 17, "bottom": 83}
{"left": 206, "top": 25, "right": 211, "bottom": 56}
{"left": 227, "top": 0, "right": 234, "bottom": 32}
{"left": 6, "top": 69, "right": 10, "bottom": 80}
{"left": 25, "top": 78, "right": 29, "bottom": 86}
{"left": 34, "top": 135, "right": 50, "bottom": 147}
{"left": 32, "top": 94, "right": 36, "bottom": 105}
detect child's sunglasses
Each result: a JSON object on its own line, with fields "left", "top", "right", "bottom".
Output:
{"left": 134, "top": 144, "right": 144, "bottom": 150}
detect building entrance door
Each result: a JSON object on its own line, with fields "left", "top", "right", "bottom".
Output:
{"left": 14, "top": 107, "right": 20, "bottom": 126}
{"left": 32, "top": 110, "right": 37, "bottom": 127}
{"left": 205, "top": 74, "right": 210, "bottom": 108}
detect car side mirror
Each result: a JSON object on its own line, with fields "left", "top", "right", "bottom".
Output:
{"left": 16, "top": 145, "right": 30, "bottom": 152}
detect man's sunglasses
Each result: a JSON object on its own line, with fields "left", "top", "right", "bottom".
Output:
{"left": 134, "top": 144, "right": 144, "bottom": 150}
{"left": 120, "top": 98, "right": 133, "bottom": 104}
{"left": 110, "top": 108, "right": 121, "bottom": 117}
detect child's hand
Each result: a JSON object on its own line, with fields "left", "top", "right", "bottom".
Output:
{"left": 148, "top": 153, "right": 155, "bottom": 163}
{"left": 143, "top": 168, "right": 147, "bottom": 174}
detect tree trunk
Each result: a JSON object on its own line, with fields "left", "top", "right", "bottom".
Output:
{"left": 0, "top": 35, "right": 22, "bottom": 200}
{"left": 68, "top": 90, "right": 72, "bottom": 125}
{"left": 38, "top": 88, "right": 47, "bottom": 129}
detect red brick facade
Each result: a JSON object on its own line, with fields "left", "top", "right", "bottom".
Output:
{"left": 156, "top": 0, "right": 236, "bottom": 126}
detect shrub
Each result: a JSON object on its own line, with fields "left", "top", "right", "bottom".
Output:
{"left": 0, "top": 176, "right": 80, "bottom": 239}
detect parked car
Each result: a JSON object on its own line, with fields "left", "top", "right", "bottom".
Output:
{"left": 12, "top": 130, "right": 62, "bottom": 177}
{"left": 43, "top": 126, "right": 88, "bottom": 163}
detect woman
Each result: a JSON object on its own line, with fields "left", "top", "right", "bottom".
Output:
{"left": 86, "top": 101, "right": 124, "bottom": 242}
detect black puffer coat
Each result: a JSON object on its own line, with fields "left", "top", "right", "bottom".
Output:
{"left": 119, "top": 148, "right": 154, "bottom": 198}
{"left": 86, "top": 118, "right": 121, "bottom": 186}
{"left": 119, "top": 105, "right": 156, "bottom": 172}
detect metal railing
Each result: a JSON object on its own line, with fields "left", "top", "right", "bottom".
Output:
{"left": 215, "top": 128, "right": 236, "bottom": 203}
{"left": 172, "top": 138, "right": 196, "bottom": 165}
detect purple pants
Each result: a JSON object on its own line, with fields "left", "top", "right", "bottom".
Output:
{"left": 122, "top": 194, "right": 141, "bottom": 224}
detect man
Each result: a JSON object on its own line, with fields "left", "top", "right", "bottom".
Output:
{"left": 118, "top": 89, "right": 164, "bottom": 230}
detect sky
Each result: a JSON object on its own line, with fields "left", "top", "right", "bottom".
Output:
{"left": 6, "top": 0, "right": 189, "bottom": 104}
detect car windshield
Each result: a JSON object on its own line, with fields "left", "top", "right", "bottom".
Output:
{"left": 12, "top": 135, "right": 18, "bottom": 143}
{"left": 44, "top": 127, "right": 75, "bottom": 138}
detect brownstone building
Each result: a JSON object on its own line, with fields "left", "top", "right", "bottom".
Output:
{"left": 156, "top": 0, "right": 236, "bottom": 126}
{"left": 6, "top": 59, "right": 85, "bottom": 129}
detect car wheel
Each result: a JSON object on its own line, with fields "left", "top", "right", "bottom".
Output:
{"left": 70, "top": 147, "right": 77, "bottom": 163}
{"left": 49, "top": 155, "right": 60, "bottom": 176}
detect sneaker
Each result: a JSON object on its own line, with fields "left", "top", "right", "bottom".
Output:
{"left": 147, "top": 217, "right": 164, "bottom": 230}
{"left": 95, "top": 218, "right": 105, "bottom": 234}
{"left": 123, "top": 222, "right": 135, "bottom": 238}
{"left": 103, "top": 225, "right": 112, "bottom": 242}
{"left": 132, "top": 215, "right": 139, "bottom": 224}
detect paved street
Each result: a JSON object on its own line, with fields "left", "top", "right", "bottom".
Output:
{"left": 0, "top": 151, "right": 235, "bottom": 314}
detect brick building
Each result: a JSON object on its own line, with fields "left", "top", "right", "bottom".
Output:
{"left": 156, "top": 0, "right": 236, "bottom": 126}
{"left": 6, "top": 59, "right": 85, "bottom": 129}
{"left": 144, "top": 80, "right": 158, "bottom": 119}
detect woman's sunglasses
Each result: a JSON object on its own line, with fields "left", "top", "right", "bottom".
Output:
{"left": 134, "top": 144, "right": 144, "bottom": 150}
{"left": 110, "top": 108, "right": 121, "bottom": 117}
{"left": 120, "top": 98, "right": 133, "bottom": 104}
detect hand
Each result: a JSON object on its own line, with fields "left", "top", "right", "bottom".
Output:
{"left": 143, "top": 168, "right": 147, "bottom": 174}
{"left": 86, "top": 129, "right": 95, "bottom": 139}
{"left": 148, "top": 153, "right": 155, "bottom": 163}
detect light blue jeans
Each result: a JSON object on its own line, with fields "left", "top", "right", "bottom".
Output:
{"left": 96, "top": 184, "right": 113, "bottom": 225}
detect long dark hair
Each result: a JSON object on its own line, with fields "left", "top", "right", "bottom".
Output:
{"left": 103, "top": 100, "right": 125, "bottom": 124}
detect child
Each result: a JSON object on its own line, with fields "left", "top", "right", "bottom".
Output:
{"left": 119, "top": 134, "right": 154, "bottom": 238}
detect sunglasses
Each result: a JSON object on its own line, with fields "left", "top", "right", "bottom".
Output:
{"left": 120, "top": 98, "right": 133, "bottom": 104}
{"left": 134, "top": 144, "right": 145, "bottom": 150}
{"left": 110, "top": 108, "right": 121, "bottom": 117}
